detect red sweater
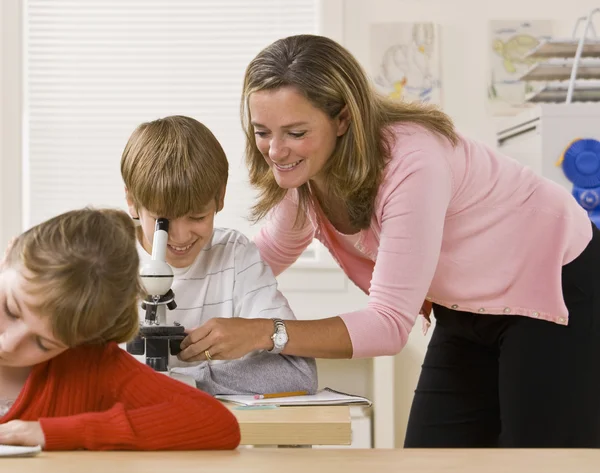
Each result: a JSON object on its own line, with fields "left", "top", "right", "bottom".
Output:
{"left": 0, "top": 342, "right": 240, "bottom": 450}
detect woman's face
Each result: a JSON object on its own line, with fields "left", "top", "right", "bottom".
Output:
{"left": 248, "top": 86, "right": 350, "bottom": 190}
{"left": 0, "top": 267, "right": 67, "bottom": 368}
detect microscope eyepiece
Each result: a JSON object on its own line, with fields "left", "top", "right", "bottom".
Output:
{"left": 155, "top": 218, "right": 169, "bottom": 232}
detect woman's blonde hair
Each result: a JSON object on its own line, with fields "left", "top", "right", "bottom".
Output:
{"left": 121, "top": 115, "right": 229, "bottom": 218}
{"left": 4, "top": 208, "right": 143, "bottom": 347}
{"left": 241, "top": 34, "right": 458, "bottom": 229}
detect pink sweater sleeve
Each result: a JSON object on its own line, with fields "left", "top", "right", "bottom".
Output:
{"left": 340, "top": 139, "right": 454, "bottom": 358}
{"left": 254, "top": 193, "right": 315, "bottom": 276}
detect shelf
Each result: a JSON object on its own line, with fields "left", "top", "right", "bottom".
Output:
{"left": 527, "top": 38, "right": 600, "bottom": 59}
{"left": 526, "top": 80, "right": 600, "bottom": 102}
{"left": 519, "top": 58, "right": 600, "bottom": 81}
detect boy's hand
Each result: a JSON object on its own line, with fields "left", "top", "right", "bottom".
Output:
{"left": 0, "top": 421, "right": 46, "bottom": 447}
{"left": 178, "top": 318, "right": 272, "bottom": 362}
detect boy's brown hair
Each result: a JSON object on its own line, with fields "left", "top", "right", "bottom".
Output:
{"left": 4, "top": 208, "right": 144, "bottom": 347}
{"left": 121, "top": 115, "right": 229, "bottom": 218}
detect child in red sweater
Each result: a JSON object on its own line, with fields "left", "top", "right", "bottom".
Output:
{"left": 0, "top": 208, "right": 240, "bottom": 450}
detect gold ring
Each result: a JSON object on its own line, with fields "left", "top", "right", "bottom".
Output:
{"left": 204, "top": 349, "right": 212, "bottom": 361}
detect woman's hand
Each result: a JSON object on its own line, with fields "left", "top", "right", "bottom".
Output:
{"left": 420, "top": 299, "right": 433, "bottom": 335}
{"left": 178, "top": 318, "right": 273, "bottom": 362}
{"left": 419, "top": 300, "right": 432, "bottom": 319}
{"left": 0, "top": 420, "right": 45, "bottom": 447}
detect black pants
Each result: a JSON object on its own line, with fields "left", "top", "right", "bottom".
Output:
{"left": 404, "top": 224, "right": 600, "bottom": 448}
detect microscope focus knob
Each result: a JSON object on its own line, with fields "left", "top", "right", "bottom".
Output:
{"left": 170, "top": 338, "right": 184, "bottom": 356}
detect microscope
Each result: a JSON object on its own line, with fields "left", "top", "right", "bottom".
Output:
{"left": 126, "top": 218, "right": 195, "bottom": 386}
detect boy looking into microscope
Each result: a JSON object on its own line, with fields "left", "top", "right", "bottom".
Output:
{"left": 120, "top": 115, "right": 317, "bottom": 395}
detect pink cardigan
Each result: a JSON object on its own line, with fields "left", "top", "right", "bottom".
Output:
{"left": 254, "top": 124, "right": 592, "bottom": 358}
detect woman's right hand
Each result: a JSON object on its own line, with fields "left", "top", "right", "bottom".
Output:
{"left": 178, "top": 317, "right": 272, "bottom": 362}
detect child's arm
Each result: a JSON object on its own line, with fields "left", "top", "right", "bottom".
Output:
{"left": 38, "top": 344, "right": 240, "bottom": 451}
{"left": 193, "top": 236, "right": 318, "bottom": 395}
{"left": 172, "top": 352, "right": 318, "bottom": 395}
{"left": 176, "top": 234, "right": 319, "bottom": 395}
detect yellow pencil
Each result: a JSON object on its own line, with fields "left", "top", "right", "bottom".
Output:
{"left": 254, "top": 390, "right": 308, "bottom": 400}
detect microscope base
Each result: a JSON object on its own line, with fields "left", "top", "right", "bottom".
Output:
{"left": 165, "top": 370, "right": 196, "bottom": 388}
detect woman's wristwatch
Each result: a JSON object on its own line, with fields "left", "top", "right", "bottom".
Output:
{"left": 267, "top": 318, "right": 288, "bottom": 354}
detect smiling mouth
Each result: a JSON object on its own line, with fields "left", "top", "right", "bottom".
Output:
{"left": 274, "top": 160, "right": 303, "bottom": 171}
{"left": 168, "top": 242, "right": 195, "bottom": 252}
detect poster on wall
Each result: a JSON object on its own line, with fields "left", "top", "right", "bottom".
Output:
{"left": 370, "top": 22, "right": 442, "bottom": 105}
{"left": 488, "top": 20, "right": 554, "bottom": 116}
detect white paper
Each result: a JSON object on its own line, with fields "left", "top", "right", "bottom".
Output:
{"left": 370, "top": 22, "right": 443, "bottom": 105}
{"left": 216, "top": 388, "right": 372, "bottom": 407}
{"left": 488, "top": 20, "right": 554, "bottom": 116}
{"left": 0, "top": 444, "right": 41, "bottom": 457}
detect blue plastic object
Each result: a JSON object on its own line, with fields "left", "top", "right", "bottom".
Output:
{"left": 562, "top": 139, "right": 600, "bottom": 188}
{"left": 561, "top": 138, "right": 600, "bottom": 227}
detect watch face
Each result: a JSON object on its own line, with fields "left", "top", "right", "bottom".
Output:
{"left": 274, "top": 333, "right": 288, "bottom": 346}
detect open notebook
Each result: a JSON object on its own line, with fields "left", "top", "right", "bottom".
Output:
{"left": 216, "top": 387, "right": 372, "bottom": 407}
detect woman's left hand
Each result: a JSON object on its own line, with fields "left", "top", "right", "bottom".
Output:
{"left": 0, "top": 420, "right": 45, "bottom": 447}
{"left": 419, "top": 300, "right": 432, "bottom": 319}
{"left": 177, "top": 318, "right": 272, "bottom": 362}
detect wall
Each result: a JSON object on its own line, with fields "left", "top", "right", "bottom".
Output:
{"left": 0, "top": 0, "right": 22, "bottom": 252}
{"left": 343, "top": 0, "right": 600, "bottom": 144}
{"left": 340, "top": 0, "right": 600, "bottom": 447}
{"left": 0, "top": 3, "right": 3, "bottom": 234}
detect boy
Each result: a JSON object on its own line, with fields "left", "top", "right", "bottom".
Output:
{"left": 120, "top": 115, "right": 317, "bottom": 395}
{"left": 0, "top": 208, "right": 239, "bottom": 450}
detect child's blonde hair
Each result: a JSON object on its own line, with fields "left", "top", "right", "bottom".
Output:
{"left": 121, "top": 115, "right": 229, "bottom": 218}
{"left": 4, "top": 208, "right": 143, "bottom": 347}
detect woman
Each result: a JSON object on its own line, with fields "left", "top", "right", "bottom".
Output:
{"left": 178, "top": 34, "right": 600, "bottom": 448}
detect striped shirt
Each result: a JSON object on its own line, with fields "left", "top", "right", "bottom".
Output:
{"left": 136, "top": 227, "right": 317, "bottom": 395}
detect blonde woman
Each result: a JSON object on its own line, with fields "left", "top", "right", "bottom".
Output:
{"left": 0, "top": 208, "right": 240, "bottom": 450}
{"left": 187, "top": 34, "right": 600, "bottom": 448}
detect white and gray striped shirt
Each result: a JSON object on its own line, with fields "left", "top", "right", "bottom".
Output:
{"left": 136, "top": 227, "right": 317, "bottom": 395}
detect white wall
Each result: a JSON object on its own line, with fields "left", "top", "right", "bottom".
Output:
{"left": 340, "top": 0, "right": 600, "bottom": 447}
{"left": 0, "top": 0, "right": 22, "bottom": 253}
{"left": 0, "top": 4, "right": 3, "bottom": 231}
{"left": 343, "top": 0, "right": 600, "bottom": 145}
